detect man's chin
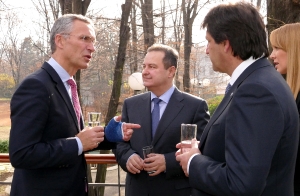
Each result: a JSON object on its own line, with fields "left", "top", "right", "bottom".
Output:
{"left": 79, "top": 64, "right": 89, "bottom": 69}
{"left": 144, "top": 84, "right": 152, "bottom": 91}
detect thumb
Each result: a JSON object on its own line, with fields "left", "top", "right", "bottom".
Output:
{"left": 114, "top": 115, "right": 122, "bottom": 122}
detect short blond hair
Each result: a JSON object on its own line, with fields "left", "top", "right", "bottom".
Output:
{"left": 270, "top": 23, "right": 300, "bottom": 99}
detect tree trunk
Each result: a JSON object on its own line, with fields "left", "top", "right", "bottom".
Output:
{"left": 172, "top": 0, "right": 183, "bottom": 89}
{"left": 140, "top": 0, "right": 154, "bottom": 52}
{"left": 101, "top": 3, "right": 132, "bottom": 196}
{"left": 267, "top": 0, "right": 300, "bottom": 53}
{"left": 181, "top": 0, "right": 199, "bottom": 93}
{"left": 130, "top": 1, "right": 138, "bottom": 73}
{"left": 161, "top": 0, "right": 165, "bottom": 44}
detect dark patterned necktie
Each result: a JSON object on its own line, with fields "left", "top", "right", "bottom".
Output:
{"left": 225, "top": 83, "right": 232, "bottom": 94}
{"left": 151, "top": 98, "right": 161, "bottom": 138}
{"left": 67, "top": 78, "right": 81, "bottom": 126}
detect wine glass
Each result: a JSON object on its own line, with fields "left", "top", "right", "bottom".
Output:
{"left": 87, "top": 112, "right": 101, "bottom": 127}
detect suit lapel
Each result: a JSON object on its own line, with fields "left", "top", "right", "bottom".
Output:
{"left": 139, "top": 93, "right": 153, "bottom": 145}
{"left": 152, "top": 88, "right": 184, "bottom": 145}
{"left": 200, "top": 58, "right": 271, "bottom": 149}
{"left": 41, "top": 62, "right": 81, "bottom": 132}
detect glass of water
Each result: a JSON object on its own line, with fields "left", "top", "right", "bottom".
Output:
{"left": 88, "top": 112, "right": 101, "bottom": 127}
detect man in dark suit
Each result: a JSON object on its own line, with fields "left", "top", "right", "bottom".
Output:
{"left": 9, "top": 14, "right": 140, "bottom": 196}
{"left": 113, "top": 44, "right": 210, "bottom": 196}
{"left": 176, "top": 2, "right": 299, "bottom": 196}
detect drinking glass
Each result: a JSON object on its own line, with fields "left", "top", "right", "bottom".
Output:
{"left": 142, "top": 145, "right": 155, "bottom": 174}
{"left": 181, "top": 124, "right": 197, "bottom": 153}
{"left": 88, "top": 112, "right": 101, "bottom": 127}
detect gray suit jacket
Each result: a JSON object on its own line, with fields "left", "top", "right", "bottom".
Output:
{"left": 189, "top": 58, "right": 299, "bottom": 196}
{"left": 114, "top": 88, "right": 210, "bottom": 196}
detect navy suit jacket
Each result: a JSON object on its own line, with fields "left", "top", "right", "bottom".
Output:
{"left": 189, "top": 58, "right": 299, "bottom": 196}
{"left": 113, "top": 88, "right": 210, "bottom": 196}
{"left": 294, "top": 92, "right": 300, "bottom": 194}
{"left": 9, "top": 62, "right": 115, "bottom": 196}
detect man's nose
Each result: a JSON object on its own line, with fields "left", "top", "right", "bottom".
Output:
{"left": 88, "top": 42, "right": 96, "bottom": 53}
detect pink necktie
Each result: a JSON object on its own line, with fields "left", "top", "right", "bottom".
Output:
{"left": 67, "top": 78, "right": 81, "bottom": 126}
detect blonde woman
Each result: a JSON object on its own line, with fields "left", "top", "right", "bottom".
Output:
{"left": 270, "top": 23, "right": 300, "bottom": 196}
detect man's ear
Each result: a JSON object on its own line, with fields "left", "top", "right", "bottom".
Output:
{"left": 223, "top": 40, "right": 231, "bottom": 53}
{"left": 55, "top": 34, "right": 65, "bottom": 49}
{"left": 168, "top": 66, "right": 176, "bottom": 78}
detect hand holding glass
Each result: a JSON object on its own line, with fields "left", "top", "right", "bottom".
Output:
{"left": 142, "top": 145, "right": 155, "bottom": 174}
{"left": 88, "top": 112, "right": 101, "bottom": 127}
{"left": 181, "top": 124, "right": 197, "bottom": 153}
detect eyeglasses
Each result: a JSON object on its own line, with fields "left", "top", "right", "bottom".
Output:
{"left": 62, "top": 34, "right": 97, "bottom": 44}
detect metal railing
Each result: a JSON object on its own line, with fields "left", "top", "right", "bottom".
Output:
{"left": 0, "top": 153, "right": 125, "bottom": 194}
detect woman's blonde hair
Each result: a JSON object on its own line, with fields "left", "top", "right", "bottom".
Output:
{"left": 270, "top": 23, "right": 300, "bottom": 99}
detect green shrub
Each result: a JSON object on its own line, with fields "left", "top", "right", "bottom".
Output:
{"left": 207, "top": 95, "right": 224, "bottom": 116}
{"left": 0, "top": 140, "right": 9, "bottom": 153}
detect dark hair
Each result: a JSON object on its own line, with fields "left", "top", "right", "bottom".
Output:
{"left": 147, "top": 44, "right": 178, "bottom": 69}
{"left": 202, "top": 2, "right": 269, "bottom": 60}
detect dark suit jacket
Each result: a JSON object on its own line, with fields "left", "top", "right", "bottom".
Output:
{"left": 189, "top": 58, "right": 299, "bottom": 196}
{"left": 294, "top": 92, "right": 300, "bottom": 195}
{"left": 9, "top": 62, "right": 115, "bottom": 196}
{"left": 113, "top": 88, "right": 210, "bottom": 196}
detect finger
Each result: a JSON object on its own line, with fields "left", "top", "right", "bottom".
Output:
{"left": 92, "top": 126, "right": 104, "bottom": 132}
{"left": 132, "top": 160, "right": 143, "bottom": 171}
{"left": 146, "top": 153, "right": 155, "bottom": 158}
{"left": 129, "top": 162, "right": 141, "bottom": 174}
{"left": 124, "top": 129, "right": 133, "bottom": 136}
{"left": 175, "top": 154, "right": 182, "bottom": 162}
{"left": 95, "top": 131, "right": 105, "bottom": 138}
{"left": 175, "top": 149, "right": 181, "bottom": 156}
{"left": 124, "top": 123, "right": 141, "bottom": 129}
{"left": 175, "top": 142, "right": 181, "bottom": 149}
{"left": 126, "top": 163, "right": 136, "bottom": 174}
{"left": 115, "top": 115, "right": 122, "bottom": 122}
{"left": 130, "top": 156, "right": 143, "bottom": 169}
{"left": 98, "top": 137, "right": 104, "bottom": 144}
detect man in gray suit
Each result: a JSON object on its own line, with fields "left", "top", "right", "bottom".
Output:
{"left": 113, "top": 44, "right": 210, "bottom": 196}
{"left": 176, "top": 2, "right": 299, "bottom": 196}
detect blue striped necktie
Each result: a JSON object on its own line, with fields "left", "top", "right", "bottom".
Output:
{"left": 151, "top": 98, "right": 161, "bottom": 138}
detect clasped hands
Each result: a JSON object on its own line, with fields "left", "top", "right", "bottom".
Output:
{"left": 126, "top": 139, "right": 201, "bottom": 177}
{"left": 126, "top": 153, "right": 166, "bottom": 176}
{"left": 77, "top": 116, "right": 140, "bottom": 151}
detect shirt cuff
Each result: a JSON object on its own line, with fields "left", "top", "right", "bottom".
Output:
{"left": 187, "top": 153, "right": 200, "bottom": 175}
{"left": 75, "top": 136, "right": 83, "bottom": 155}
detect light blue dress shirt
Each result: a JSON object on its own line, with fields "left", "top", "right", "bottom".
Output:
{"left": 150, "top": 85, "right": 175, "bottom": 119}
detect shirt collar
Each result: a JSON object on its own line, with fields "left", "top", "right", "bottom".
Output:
{"left": 229, "top": 56, "right": 260, "bottom": 85}
{"left": 47, "top": 57, "right": 71, "bottom": 82}
{"left": 151, "top": 85, "right": 175, "bottom": 104}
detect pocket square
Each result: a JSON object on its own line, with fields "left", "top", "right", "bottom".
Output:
{"left": 105, "top": 118, "right": 124, "bottom": 142}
